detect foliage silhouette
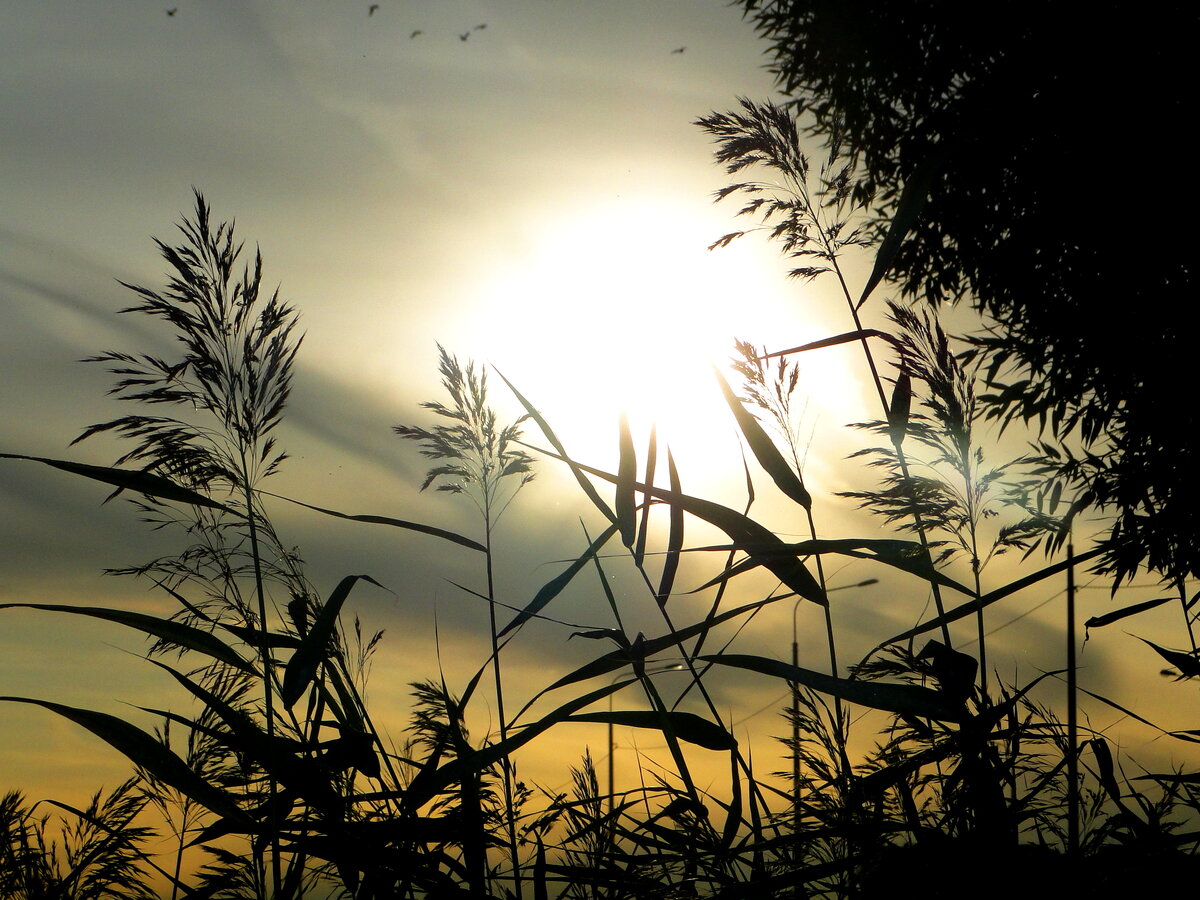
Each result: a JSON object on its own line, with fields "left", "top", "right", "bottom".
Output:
{"left": 734, "top": 0, "right": 1199, "bottom": 586}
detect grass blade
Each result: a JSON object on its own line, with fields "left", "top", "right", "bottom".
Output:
{"left": 568, "top": 710, "right": 736, "bottom": 752}
{"left": 0, "top": 452, "right": 229, "bottom": 511}
{"left": 0, "top": 696, "right": 248, "bottom": 824}
{"left": 496, "top": 368, "right": 617, "bottom": 525}
{"left": 1082, "top": 597, "right": 1172, "bottom": 631}
{"left": 715, "top": 368, "right": 811, "bottom": 510}
{"left": 616, "top": 413, "right": 637, "bottom": 548}
{"left": 497, "top": 522, "right": 621, "bottom": 640}
{"left": 0, "top": 602, "right": 256, "bottom": 674}
{"left": 282, "top": 574, "right": 385, "bottom": 707}
{"left": 259, "top": 490, "right": 485, "bottom": 552}
{"left": 656, "top": 450, "right": 685, "bottom": 606}
{"left": 876, "top": 544, "right": 1107, "bottom": 648}
{"left": 698, "top": 653, "right": 965, "bottom": 721}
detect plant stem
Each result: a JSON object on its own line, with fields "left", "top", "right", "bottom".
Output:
{"left": 485, "top": 514, "right": 522, "bottom": 900}
{"left": 241, "top": 453, "right": 281, "bottom": 900}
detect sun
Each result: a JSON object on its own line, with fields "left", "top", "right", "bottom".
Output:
{"left": 454, "top": 198, "right": 872, "bottom": 493}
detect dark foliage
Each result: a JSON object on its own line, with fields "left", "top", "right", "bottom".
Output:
{"left": 735, "top": 0, "right": 1199, "bottom": 583}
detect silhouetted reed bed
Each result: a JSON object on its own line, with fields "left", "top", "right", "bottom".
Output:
{"left": 4, "top": 103, "right": 1200, "bottom": 898}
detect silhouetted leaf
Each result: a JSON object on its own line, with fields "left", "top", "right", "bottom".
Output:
{"left": 0, "top": 602, "right": 255, "bottom": 674}
{"left": 857, "top": 150, "right": 944, "bottom": 309}
{"left": 282, "top": 574, "right": 385, "bottom": 707}
{"left": 0, "top": 696, "right": 247, "bottom": 824}
{"left": 568, "top": 710, "right": 736, "bottom": 751}
{"left": 877, "top": 544, "right": 1106, "bottom": 648}
{"left": 1136, "top": 637, "right": 1200, "bottom": 678}
{"left": 497, "top": 523, "right": 620, "bottom": 639}
{"left": 657, "top": 450, "right": 685, "bottom": 606}
{"left": 699, "top": 653, "right": 964, "bottom": 721}
{"left": 1083, "top": 597, "right": 1172, "bottom": 632}
{"left": 715, "top": 368, "right": 811, "bottom": 509}
{"left": 526, "top": 445, "right": 826, "bottom": 607}
{"left": 260, "top": 490, "right": 484, "bottom": 552}
{"left": 0, "top": 453, "right": 230, "bottom": 511}
{"left": 616, "top": 413, "right": 637, "bottom": 548}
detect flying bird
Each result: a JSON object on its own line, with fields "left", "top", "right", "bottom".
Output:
{"left": 671, "top": 46, "right": 686, "bottom": 54}
{"left": 459, "top": 31, "right": 470, "bottom": 41}
{"left": 166, "top": 7, "right": 177, "bottom": 15}
{"left": 410, "top": 29, "right": 423, "bottom": 38}
{"left": 473, "top": 23, "right": 487, "bottom": 31}
{"left": 368, "top": 4, "right": 379, "bottom": 15}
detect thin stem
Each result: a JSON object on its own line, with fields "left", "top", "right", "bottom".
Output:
{"left": 240, "top": 454, "right": 280, "bottom": 900}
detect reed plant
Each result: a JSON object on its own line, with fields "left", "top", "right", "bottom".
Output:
{"left": 3, "top": 99, "right": 1200, "bottom": 899}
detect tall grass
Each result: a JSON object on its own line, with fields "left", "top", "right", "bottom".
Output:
{"left": 3, "top": 101, "right": 1200, "bottom": 899}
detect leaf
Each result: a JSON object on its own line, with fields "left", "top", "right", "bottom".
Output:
{"left": 0, "top": 603, "right": 255, "bottom": 674}
{"left": 759, "top": 329, "right": 896, "bottom": 360}
{"left": 282, "top": 574, "right": 385, "bottom": 707}
{"left": 634, "top": 425, "right": 657, "bottom": 568}
{"left": 567, "top": 710, "right": 736, "bottom": 752}
{"left": 656, "top": 450, "right": 684, "bottom": 607}
{"left": 1136, "top": 637, "right": 1200, "bottom": 678}
{"left": 258, "top": 491, "right": 484, "bottom": 552}
{"left": 527, "top": 444, "right": 826, "bottom": 607}
{"left": 1083, "top": 597, "right": 1172, "bottom": 631}
{"left": 0, "top": 452, "right": 230, "bottom": 511}
{"left": 497, "top": 523, "right": 620, "bottom": 639}
{"left": 857, "top": 150, "right": 944, "bottom": 309}
{"left": 496, "top": 369, "right": 617, "bottom": 525}
{"left": 616, "top": 413, "right": 637, "bottom": 548}
{"left": 877, "top": 544, "right": 1107, "bottom": 648}
{"left": 406, "top": 678, "right": 636, "bottom": 809}
{"left": 715, "top": 368, "right": 811, "bottom": 510}
{"left": 887, "top": 370, "right": 912, "bottom": 446}
{"left": 698, "top": 653, "right": 965, "bottom": 721}
{"left": 540, "top": 596, "right": 775, "bottom": 696}
{"left": 0, "top": 696, "right": 248, "bottom": 824}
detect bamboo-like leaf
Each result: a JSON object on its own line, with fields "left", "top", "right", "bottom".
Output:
{"left": 497, "top": 523, "right": 620, "bottom": 639}
{"left": 877, "top": 544, "right": 1107, "bottom": 648}
{"left": 715, "top": 368, "right": 811, "bottom": 510}
{"left": 656, "top": 450, "right": 684, "bottom": 607}
{"left": 1136, "top": 637, "right": 1200, "bottom": 677}
{"left": 857, "top": 151, "right": 943, "bottom": 309}
{"left": 698, "top": 653, "right": 964, "bottom": 721}
{"left": 760, "top": 329, "right": 896, "bottom": 361}
{"left": 1084, "top": 600, "right": 1176, "bottom": 633}
{"left": 0, "top": 603, "right": 256, "bottom": 674}
{"left": 616, "top": 413, "right": 637, "bottom": 548}
{"left": 685, "top": 537, "right": 971, "bottom": 598}
{"left": 887, "top": 370, "right": 912, "bottom": 446}
{"left": 282, "top": 574, "right": 385, "bottom": 707}
{"left": 0, "top": 452, "right": 230, "bottom": 511}
{"left": 1083, "top": 597, "right": 1172, "bottom": 631}
{"left": 634, "top": 425, "right": 657, "bottom": 568}
{"left": 0, "top": 697, "right": 248, "bottom": 823}
{"left": 259, "top": 490, "right": 484, "bottom": 552}
{"left": 567, "top": 710, "right": 736, "bottom": 751}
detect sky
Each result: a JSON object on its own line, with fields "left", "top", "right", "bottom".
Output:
{"left": 2, "top": 0, "right": 1196, "bottom": 841}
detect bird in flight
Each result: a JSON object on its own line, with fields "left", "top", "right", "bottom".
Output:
{"left": 368, "top": 4, "right": 379, "bottom": 15}
{"left": 166, "top": 7, "right": 177, "bottom": 15}
{"left": 671, "top": 46, "right": 686, "bottom": 54}
{"left": 410, "top": 29, "right": 423, "bottom": 38}
{"left": 459, "top": 31, "right": 470, "bottom": 41}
